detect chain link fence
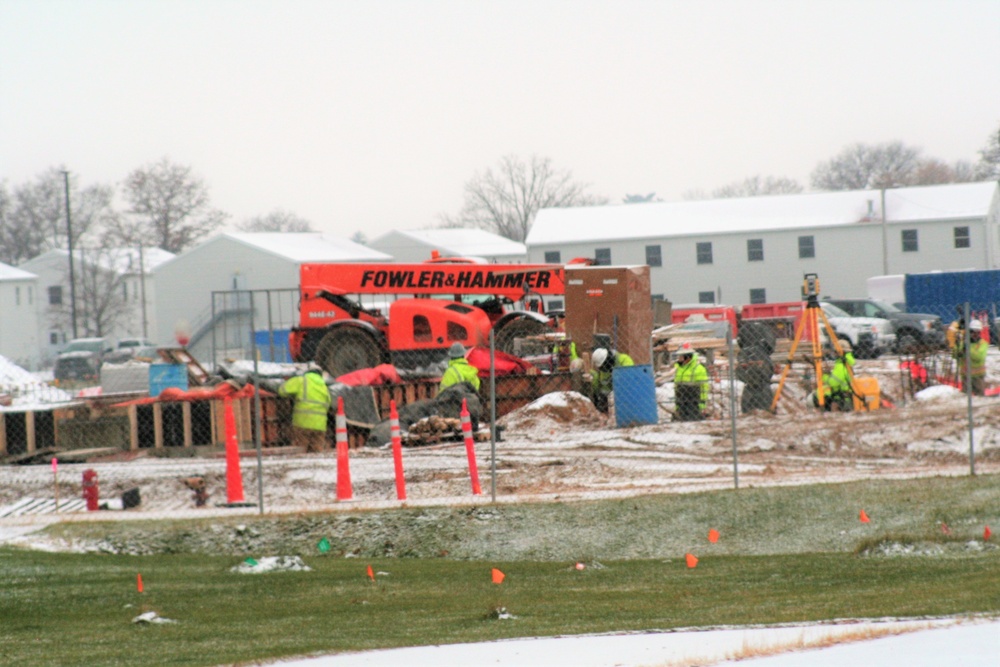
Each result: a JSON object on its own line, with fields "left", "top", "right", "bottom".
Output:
{"left": 1, "top": 297, "right": 997, "bottom": 520}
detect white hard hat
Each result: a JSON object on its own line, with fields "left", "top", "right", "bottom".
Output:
{"left": 969, "top": 319, "right": 983, "bottom": 332}
{"left": 592, "top": 348, "right": 609, "bottom": 368}
{"left": 677, "top": 342, "right": 694, "bottom": 358}
{"left": 839, "top": 339, "right": 852, "bottom": 352}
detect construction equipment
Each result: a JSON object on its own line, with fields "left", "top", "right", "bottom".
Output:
{"left": 289, "top": 257, "right": 568, "bottom": 377}
{"left": 770, "top": 273, "right": 852, "bottom": 411}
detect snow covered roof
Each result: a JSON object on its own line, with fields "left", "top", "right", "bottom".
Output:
{"left": 372, "top": 228, "right": 527, "bottom": 258}
{"left": 221, "top": 232, "right": 391, "bottom": 262}
{"left": 0, "top": 262, "right": 36, "bottom": 282}
{"left": 527, "top": 181, "right": 999, "bottom": 245}
{"left": 20, "top": 247, "right": 175, "bottom": 275}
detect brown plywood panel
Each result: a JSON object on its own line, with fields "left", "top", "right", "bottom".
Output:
{"left": 565, "top": 265, "right": 652, "bottom": 365}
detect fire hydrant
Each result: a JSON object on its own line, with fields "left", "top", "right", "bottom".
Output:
{"left": 82, "top": 469, "right": 99, "bottom": 511}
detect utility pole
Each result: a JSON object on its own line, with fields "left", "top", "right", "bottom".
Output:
{"left": 880, "top": 186, "right": 890, "bottom": 276}
{"left": 138, "top": 242, "right": 149, "bottom": 339}
{"left": 62, "top": 170, "right": 78, "bottom": 339}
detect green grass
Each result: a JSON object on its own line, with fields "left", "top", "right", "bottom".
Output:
{"left": 3, "top": 548, "right": 999, "bottom": 665}
{"left": 2, "top": 475, "right": 1000, "bottom": 666}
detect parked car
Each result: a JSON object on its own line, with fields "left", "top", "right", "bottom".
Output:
{"left": 53, "top": 337, "right": 113, "bottom": 383}
{"left": 117, "top": 337, "right": 156, "bottom": 354}
{"left": 822, "top": 298, "right": 945, "bottom": 352}
{"left": 819, "top": 302, "right": 895, "bottom": 359}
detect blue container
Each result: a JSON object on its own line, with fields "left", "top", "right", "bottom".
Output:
{"left": 613, "top": 364, "right": 658, "bottom": 427}
{"left": 254, "top": 329, "right": 292, "bottom": 362}
{"left": 149, "top": 363, "right": 188, "bottom": 396}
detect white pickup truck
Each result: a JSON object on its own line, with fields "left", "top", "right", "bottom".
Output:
{"left": 820, "top": 302, "right": 895, "bottom": 358}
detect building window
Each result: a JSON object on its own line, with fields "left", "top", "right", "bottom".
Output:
{"left": 594, "top": 248, "right": 611, "bottom": 265}
{"left": 48, "top": 285, "right": 63, "bottom": 305}
{"left": 749, "top": 288, "right": 766, "bottom": 304}
{"left": 698, "top": 291, "right": 715, "bottom": 304}
{"left": 15, "top": 286, "right": 20, "bottom": 306}
{"left": 50, "top": 332, "right": 60, "bottom": 345}
{"left": 645, "top": 245, "right": 662, "bottom": 267}
{"left": 413, "top": 315, "right": 431, "bottom": 342}
{"left": 446, "top": 321, "right": 467, "bottom": 341}
{"left": 544, "top": 250, "right": 561, "bottom": 263}
{"left": 798, "top": 235, "right": 815, "bottom": 259}
{"left": 954, "top": 226, "right": 970, "bottom": 249}
{"left": 28, "top": 286, "right": 33, "bottom": 305}
{"left": 747, "top": 239, "right": 764, "bottom": 262}
{"left": 902, "top": 229, "right": 918, "bottom": 252}
{"left": 696, "top": 242, "right": 713, "bottom": 265}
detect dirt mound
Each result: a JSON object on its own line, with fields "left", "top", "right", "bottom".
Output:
{"left": 498, "top": 391, "right": 608, "bottom": 438}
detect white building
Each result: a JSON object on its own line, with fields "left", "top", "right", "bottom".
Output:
{"left": 0, "top": 262, "right": 40, "bottom": 370}
{"left": 368, "top": 228, "right": 527, "bottom": 263}
{"left": 527, "top": 182, "right": 1000, "bottom": 309}
{"left": 19, "top": 246, "right": 174, "bottom": 364}
{"left": 153, "top": 232, "right": 391, "bottom": 364}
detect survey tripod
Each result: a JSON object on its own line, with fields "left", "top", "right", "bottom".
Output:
{"left": 769, "top": 273, "right": 853, "bottom": 411}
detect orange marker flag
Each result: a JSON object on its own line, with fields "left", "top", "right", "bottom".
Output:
{"left": 491, "top": 568, "right": 505, "bottom": 584}
{"left": 985, "top": 525, "right": 992, "bottom": 541}
{"left": 685, "top": 553, "right": 698, "bottom": 568}
{"left": 940, "top": 522, "right": 951, "bottom": 535}
{"left": 859, "top": 509, "right": 870, "bottom": 523}
{"left": 367, "top": 565, "right": 375, "bottom": 582}
{"left": 708, "top": 529, "right": 720, "bottom": 544}
{"left": 137, "top": 573, "right": 144, "bottom": 593}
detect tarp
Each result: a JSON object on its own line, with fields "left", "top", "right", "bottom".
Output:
{"left": 466, "top": 346, "right": 533, "bottom": 378}
{"left": 335, "top": 364, "right": 403, "bottom": 386}
{"left": 111, "top": 381, "right": 267, "bottom": 407}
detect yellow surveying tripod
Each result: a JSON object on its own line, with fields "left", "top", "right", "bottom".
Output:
{"left": 769, "top": 273, "right": 852, "bottom": 411}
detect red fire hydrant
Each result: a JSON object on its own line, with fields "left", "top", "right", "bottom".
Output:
{"left": 82, "top": 469, "right": 99, "bottom": 511}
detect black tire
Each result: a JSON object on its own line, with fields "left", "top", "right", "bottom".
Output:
{"left": 895, "top": 329, "right": 920, "bottom": 355}
{"left": 314, "top": 328, "right": 382, "bottom": 378}
{"left": 493, "top": 318, "right": 550, "bottom": 356}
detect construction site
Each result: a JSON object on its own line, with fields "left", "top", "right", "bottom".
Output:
{"left": 0, "top": 260, "right": 998, "bottom": 528}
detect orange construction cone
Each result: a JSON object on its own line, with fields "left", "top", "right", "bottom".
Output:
{"left": 390, "top": 401, "right": 407, "bottom": 501}
{"left": 223, "top": 398, "right": 246, "bottom": 504}
{"left": 460, "top": 399, "right": 482, "bottom": 496}
{"left": 335, "top": 397, "right": 353, "bottom": 501}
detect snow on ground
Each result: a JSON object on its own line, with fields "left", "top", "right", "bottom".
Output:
{"left": 0, "top": 354, "right": 74, "bottom": 409}
{"left": 270, "top": 617, "right": 1000, "bottom": 667}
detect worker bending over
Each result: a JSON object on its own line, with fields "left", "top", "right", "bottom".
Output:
{"left": 590, "top": 347, "right": 634, "bottom": 413}
{"left": 814, "top": 340, "right": 856, "bottom": 411}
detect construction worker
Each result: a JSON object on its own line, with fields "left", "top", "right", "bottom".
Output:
{"left": 815, "top": 340, "right": 856, "bottom": 411}
{"left": 953, "top": 319, "right": 988, "bottom": 396}
{"left": 278, "top": 364, "right": 332, "bottom": 453}
{"left": 673, "top": 342, "right": 708, "bottom": 420}
{"left": 439, "top": 342, "right": 481, "bottom": 392}
{"left": 590, "top": 347, "right": 634, "bottom": 413}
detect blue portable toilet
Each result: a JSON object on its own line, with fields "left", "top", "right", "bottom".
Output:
{"left": 612, "top": 364, "right": 658, "bottom": 427}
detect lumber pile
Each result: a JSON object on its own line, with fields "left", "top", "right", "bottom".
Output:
{"left": 401, "top": 415, "right": 490, "bottom": 447}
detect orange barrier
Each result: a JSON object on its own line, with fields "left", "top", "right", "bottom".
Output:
{"left": 460, "top": 398, "right": 482, "bottom": 496}
{"left": 335, "top": 397, "right": 353, "bottom": 501}
{"left": 390, "top": 401, "right": 406, "bottom": 501}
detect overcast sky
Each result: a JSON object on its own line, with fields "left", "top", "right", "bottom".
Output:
{"left": 2, "top": 0, "right": 998, "bottom": 243}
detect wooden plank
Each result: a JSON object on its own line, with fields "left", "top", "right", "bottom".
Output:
{"left": 153, "top": 403, "right": 163, "bottom": 449}
{"left": 128, "top": 404, "right": 138, "bottom": 451}
{"left": 26, "top": 411, "right": 35, "bottom": 454}
{"left": 0, "top": 412, "right": 6, "bottom": 456}
{"left": 182, "top": 402, "right": 192, "bottom": 447}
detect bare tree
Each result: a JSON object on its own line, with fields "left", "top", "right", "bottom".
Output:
{"left": 236, "top": 209, "right": 314, "bottom": 233}
{"left": 119, "top": 158, "right": 228, "bottom": 253}
{"left": 811, "top": 141, "right": 922, "bottom": 190}
{"left": 623, "top": 193, "right": 661, "bottom": 203}
{"left": 0, "top": 168, "right": 117, "bottom": 265}
{"left": 975, "top": 122, "right": 1000, "bottom": 180}
{"left": 441, "top": 155, "right": 607, "bottom": 242}
{"left": 709, "top": 175, "right": 803, "bottom": 198}
{"left": 44, "top": 245, "right": 133, "bottom": 338}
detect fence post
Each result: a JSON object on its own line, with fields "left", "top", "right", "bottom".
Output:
{"left": 727, "top": 324, "right": 739, "bottom": 489}
{"left": 963, "top": 302, "right": 975, "bottom": 475}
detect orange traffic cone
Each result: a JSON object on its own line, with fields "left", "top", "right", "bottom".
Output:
{"left": 335, "top": 397, "right": 353, "bottom": 501}
{"left": 460, "top": 399, "right": 482, "bottom": 496}
{"left": 390, "top": 401, "right": 406, "bottom": 501}
{"left": 223, "top": 398, "right": 246, "bottom": 504}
